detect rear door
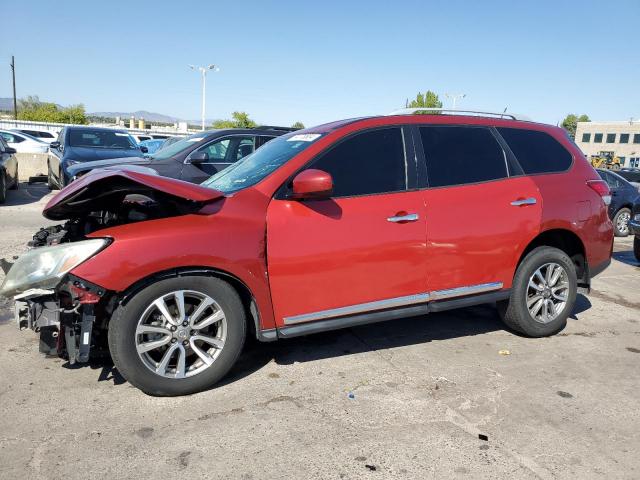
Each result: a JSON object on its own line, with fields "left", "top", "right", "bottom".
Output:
{"left": 417, "top": 125, "right": 542, "bottom": 293}
{"left": 266, "top": 126, "right": 428, "bottom": 326}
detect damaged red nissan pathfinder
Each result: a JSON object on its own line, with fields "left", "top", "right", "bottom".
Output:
{"left": 0, "top": 110, "right": 614, "bottom": 396}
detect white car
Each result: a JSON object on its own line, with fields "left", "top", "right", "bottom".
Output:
{"left": 0, "top": 130, "right": 49, "bottom": 154}
{"left": 13, "top": 128, "right": 58, "bottom": 144}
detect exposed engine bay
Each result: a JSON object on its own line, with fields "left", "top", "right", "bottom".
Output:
{"left": 29, "top": 195, "right": 183, "bottom": 247}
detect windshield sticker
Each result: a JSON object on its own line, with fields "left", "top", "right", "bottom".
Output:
{"left": 187, "top": 138, "right": 205, "bottom": 142}
{"left": 287, "top": 134, "right": 321, "bottom": 142}
{"left": 115, "top": 133, "right": 130, "bottom": 137}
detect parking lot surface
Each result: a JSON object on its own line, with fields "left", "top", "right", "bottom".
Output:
{"left": 1, "top": 183, "right": 639, "bottom": 479}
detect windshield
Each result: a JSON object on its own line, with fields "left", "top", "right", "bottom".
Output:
{"left": 69, "top": 130, "right": 137, "bottom": 149}
{"left": 201, "top": 133, "right": 324, "bottom": 194}
{"left": 150, "top": 133, "right": 209, "bottom": 160}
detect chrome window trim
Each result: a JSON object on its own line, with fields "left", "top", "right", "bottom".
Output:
{"left": 282, "top": 282, "right": 503, "bottom": 326}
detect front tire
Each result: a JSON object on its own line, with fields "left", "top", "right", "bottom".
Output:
{"left": 634, "top": 236, "right": 640, "bottom": 263}
{"left": 613, "top": 208, "right": 631, "bottom": 237}
{"left": 498, "top": 246, "right": 577, "bottom": 337}
{"left": 108, "top": 276, "right": 246, "bottom": 396}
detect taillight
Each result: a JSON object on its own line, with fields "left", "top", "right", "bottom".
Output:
{"left": 587, "top": 180, "right": 611, "bottom": 206}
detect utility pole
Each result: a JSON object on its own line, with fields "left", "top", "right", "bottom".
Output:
{"left": 445, "top": 93, "right": 466, "bottom": 110}
{"left": 10, "top": 56, "right": 17, "bottom": 120}
{"left": 189, "top": 64, "right": 219, "bottom": 131}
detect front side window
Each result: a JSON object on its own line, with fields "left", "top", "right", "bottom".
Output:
{"left": 581, "top": 133, "right": 591, "bottom": 143}
{"left": 620, "top": 133, "right": 629, "bottom": 144}
{"left": 311, "top": 127, "right": 406, "bottom": 197}
{"left": 497, "top": 128, "right": 572, "bottom": 175}
{"left": 420, "top": 126, "right": 506, "bottom": 187}
{"left": 68, "top": 130, "right": 137, "bottom": 149}
{"left": 197, "top": 136, "right": 256, "bottom": 162}
{"left": 202, "top": 133, "right": 324, "bottom": 194}
{"left": 606, "top": 133, "right": 616, "bottom": 143}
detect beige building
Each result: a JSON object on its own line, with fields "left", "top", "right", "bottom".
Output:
{"left": 575, "top": 120, "right": 640, "bottom": 168}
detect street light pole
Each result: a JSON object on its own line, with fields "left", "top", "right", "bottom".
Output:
{"left": 10, "top": 56, "right": 17, "bottom": 120}
{"left": 189, "top": 64, "right": 219, "bottom": 131}
{"left": 445, "top": 93, "right": 466, "bottom": 110}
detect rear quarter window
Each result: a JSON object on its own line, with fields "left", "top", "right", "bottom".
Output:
{"left": 497, "top": 128, "right": 572, "bottom": 175}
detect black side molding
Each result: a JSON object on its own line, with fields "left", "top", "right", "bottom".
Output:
{"left": 274, "top": 290, "right": 511, "bottom": 340}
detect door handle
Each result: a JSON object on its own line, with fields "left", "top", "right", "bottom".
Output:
{"left": 510, "top": 197, "right": 537, "bottom": 206}
{"left": 387, "top": 213, "right": 419, "bottom": 223}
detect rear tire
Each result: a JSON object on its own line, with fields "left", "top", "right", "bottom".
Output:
{"left": 47, "top": 164, "right": 57, "bottom": 190}
{"left": 497, "top": 246, "right": 577, "bottom": 337}
{"left": 108, "top": 276, "right": 246, "bottom": 396}
{"left": 8, "top": 165, "right": 18, "bottom": 190}
{"left": 613, "top": 208, "right": 631, "bottom": 237}
{"left": 0, "top": 170, "right": 6, "bottom": 203}
{"left": 634, "top": 236, "right": 640, "bottom": 263}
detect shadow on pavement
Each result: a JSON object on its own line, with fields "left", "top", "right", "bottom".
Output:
{"left": 612, "top": 250, "right": 639, "bottom": 267}
{"left": 2, "top": 182, "right": 51, "bottom": 207}
{"left": 60, "top": 300, "right": 594, "bottom": 392}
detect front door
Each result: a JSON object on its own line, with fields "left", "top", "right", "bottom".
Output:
{"left": 266, "top": 127, "right": 428, "bottom": 326}
{"left": 183, "top": 135, "right": 258, "bottom": 182}
{"left": 416, "top": 125, "right": 542, "bottom": 293}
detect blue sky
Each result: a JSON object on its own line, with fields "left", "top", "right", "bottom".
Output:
{"left": 1, "top": 0, "right": 638, "bottom": 127}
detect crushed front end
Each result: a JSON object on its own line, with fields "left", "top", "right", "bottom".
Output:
{"left": 2, "top": 239, "right": 112, "bottom": 364}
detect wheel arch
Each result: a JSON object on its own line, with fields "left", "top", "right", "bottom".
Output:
{"left": 112, "top": 266, "right": 272, "bottom": 342}
{"left": 516, "top": 228, "right": 588, "bottom": 287}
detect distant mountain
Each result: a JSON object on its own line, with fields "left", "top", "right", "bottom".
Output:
{"left": 89, "top": 110, "right": 184, "bottom": 124}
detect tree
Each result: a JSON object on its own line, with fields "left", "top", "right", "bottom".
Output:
{"left": 211, "top": 111, "right": 257, "bottom": 129}
{"left": 405, "top": 90, "right": 443, "bottom": 112}
{"left": 17, "top": 95, "right": 87, "bottom": 124}
{"left": 291, "top": 121, "right": 305, "bottom": 129}
{"left": 561, "top": 113, "right": 590, "bottom": 139}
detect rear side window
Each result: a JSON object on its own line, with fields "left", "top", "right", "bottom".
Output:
{"left": 312, "top": 127, "right": 406, "bottom": 197}
{"left": 497, "top": 128, "right": 572, "bottom": 175}
{"left": 419, "top": 126, "right": 507, "bottom": 187}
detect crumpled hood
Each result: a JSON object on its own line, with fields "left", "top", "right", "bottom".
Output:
{"left": 66, "top": 155, "right": 151, "bottom": 177}
{"left": 43, "top": 168, "right": 224, "bottom": 220}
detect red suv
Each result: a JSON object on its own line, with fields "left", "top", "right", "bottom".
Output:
{"left": 1, "top": 111, "right": 614, "bottom": 396}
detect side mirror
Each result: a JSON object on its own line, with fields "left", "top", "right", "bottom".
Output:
{"left": 140, "top": 146, "right": 149, "bottom": 153}
{"left": 189, "top": 151, "right": 209, "bottom": 164}
{"left": 4, "top": 147, "right": 16, "bottom": 154}
{"left": 291, "top": 169, "right": 333, "bottom": 199}
{"left": 50, "top": 141, "right": 60, "bottom": 150}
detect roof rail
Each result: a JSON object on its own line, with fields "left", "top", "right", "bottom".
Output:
{"left": 254, "top": 125, "right": 300, "bottom": 132}
{"left": 385, "top": 108, "right": 531, "bottom": 121}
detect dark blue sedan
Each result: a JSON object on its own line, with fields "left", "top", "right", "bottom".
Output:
{"left": 47, "top": 127, "right": 145, "bottom": 189}
{"left": 597, "top": 169, "right": 640, "bottom": 237}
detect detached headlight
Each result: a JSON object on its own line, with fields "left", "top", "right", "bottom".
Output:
{"left": 0, "top": 239, "right": 108, "bottom": 298}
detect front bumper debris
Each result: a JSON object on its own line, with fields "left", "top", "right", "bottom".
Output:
{"left": 11, "top": 277, "right": 108, "bottom": 364}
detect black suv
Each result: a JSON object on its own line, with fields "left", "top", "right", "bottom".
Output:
{"left": 66, "top": 127, "right": 295, "bottom": 185}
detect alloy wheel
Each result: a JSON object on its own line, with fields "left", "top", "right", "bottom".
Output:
{"left": 526, "top": 262, "right": 569, "bottom": 324}
{"left": 135, "top": 290, "right": 227, "bottom": 379}
{"left": 616, "top": 211, "right": 630, "bottom": 235}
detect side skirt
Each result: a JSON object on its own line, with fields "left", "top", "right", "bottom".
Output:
{"left": 275, "top": 289, "right": 511, "bottom": 340}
